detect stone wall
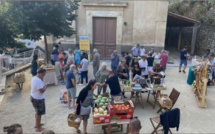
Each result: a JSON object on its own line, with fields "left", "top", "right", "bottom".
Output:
{"left": 166, "top": 25, "right": 215, "bottom": 56}
{"left": 195, "top": 25, "right": 215, "bottom": 56}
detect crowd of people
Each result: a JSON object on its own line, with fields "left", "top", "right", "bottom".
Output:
{"left": 27, "top": 43, "right": 215, "bottom": 134}
{"left": 28, "top": 43, "right": 171, "bottom": 133}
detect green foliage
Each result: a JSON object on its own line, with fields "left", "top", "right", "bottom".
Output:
{"left": 7, "top": 1, "right": 79, "bottom": 41}
{"left": 0, "top": 2, "right": 24, "bottom": 50}
{"left": 169, "top": 1, "right": 215, "bottom": 25}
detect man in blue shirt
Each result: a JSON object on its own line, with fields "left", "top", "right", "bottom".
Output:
{"left": 66, "top": 64, "right": 76, "bottom": 109}
{"left": 179, "top": 46, "right": 188, "bottom": 73}
{"left": 98, "top": 70, "right": 122, "bottom": 99}
{"left": 111, "top": 50, "right": 120, "bottom": 75}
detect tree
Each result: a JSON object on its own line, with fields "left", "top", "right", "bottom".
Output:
{"left": 169, "top": 1, "right": 215, "bottom": 25}
{"left": 7, "top": 0, "right": 79, "bottom": 62}
{"left": 0, "top": 2, "right": 24, "bottom": 50}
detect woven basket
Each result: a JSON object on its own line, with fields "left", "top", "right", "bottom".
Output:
{"left": 67, "top": 114, "right": 82, "bottom": 128}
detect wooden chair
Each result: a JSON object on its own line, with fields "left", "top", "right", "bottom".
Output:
{"left": 157, "top": 88, "right": 180, "bottom": 113}
{"left": 150, "top": 116, "right": 172, "bottom": 134}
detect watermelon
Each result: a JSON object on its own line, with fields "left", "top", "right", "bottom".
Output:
{"left": 99, "top": 103, "right": 104, "bottom": 106}
{"left": 94, "top": 100, "right": 99, "bottom": 104}
{"left": 101, "top": 100, "right": 106, "bottom": 103}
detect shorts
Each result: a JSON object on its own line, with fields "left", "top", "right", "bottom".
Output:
{"left": 78, "top": 74, "right": 81, "bottom": 78}
{"left": 148, "top": 66, "right": 153, "bottom": 72}
{"left": 180, "top": 59, "right": 187, "bottom": 66}
{"left": 31, "top": 96, "right": 46, "bottom": 115}
{"left": 143, "top": 75, "right": 148, "bottom": 79}
{"left": 82, "top": 114, "right": 90, "bottom": 121}
{"left": 161, "top": 65, "right": 166, "bottom": 71}
{"left": 75, "top": 59, "right": 80, "bottom": 64}
{"left": 67, "top": 87, "right": 76, "bottom": 98}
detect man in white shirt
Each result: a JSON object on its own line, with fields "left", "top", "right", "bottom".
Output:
{"left": 30, "top": 68, "right": 47, "bottom": 132}
{"left": 138, "top": 55, "right": 148, "bottom": 78}
{"left": 131, "top": 44, "right": 140, "bottom": 57}
{"left": 139, "top": 45, "right": 145, "bottom": 56}
{"left": 79, "top": 58, "right": 89, "bottom": 85}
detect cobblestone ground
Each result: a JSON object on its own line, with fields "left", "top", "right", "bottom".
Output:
{"left": 0, "top": 62, "right": 215, "bottom": 133}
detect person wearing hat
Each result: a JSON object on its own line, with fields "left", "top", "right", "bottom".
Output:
{"left": 66, "top": 64, "right": 77, "bottom": 110}
{"left": 138, "top": 55, "right": 148, "bottom": 78}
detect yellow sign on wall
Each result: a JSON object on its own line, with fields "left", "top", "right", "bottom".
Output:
{"left": 79, "top": 36, "right": 90, "bottom": 60}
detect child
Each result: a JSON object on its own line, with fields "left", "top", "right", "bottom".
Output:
{"left": 77, "top": 64, "right": 82, "bottom": 84}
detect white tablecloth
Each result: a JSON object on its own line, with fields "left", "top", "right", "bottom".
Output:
{"left": 43, "top": 71, "right": 58, "bottom": 85}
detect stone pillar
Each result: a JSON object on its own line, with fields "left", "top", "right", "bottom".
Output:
{"left": 177, "top": 27, "right": 182, "bottom": 50}
{"left": 191, "top": 23, "right": 199, "bottom": 55}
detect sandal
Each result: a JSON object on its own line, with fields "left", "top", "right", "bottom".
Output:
{"left": 34, "top": 123, "right": 44, "bottom": 128}
{"left": 35, "top": 127, "right": 45, "bottom": 132}
{"left": 76, "top": 129, "right": 81, "bottom": 134}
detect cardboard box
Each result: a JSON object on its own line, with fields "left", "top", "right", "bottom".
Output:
{"left": 108, "top": 100, "right": 134, "bottom": 116}
{"left": 93, "top": 106, "right": 110, "bottom": 124}
{"left": 111, "top": 112, "right": 133, "bottom": 120}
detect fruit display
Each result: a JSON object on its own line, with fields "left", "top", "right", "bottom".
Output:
{"left": 108, "top": 100, "right": 134, "bottom": 117}
{"left": 93, "top": 106, "right": 110, "bottom": 124}
{"left": 94, "top": 95, "right": 109, "bottom": 106}
{"left": 122, "top": 80, "right": 130, "bottom": 87}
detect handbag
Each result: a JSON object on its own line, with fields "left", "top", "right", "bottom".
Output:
{"left": 80, "top": 104, "right": 91, "bottom": 116}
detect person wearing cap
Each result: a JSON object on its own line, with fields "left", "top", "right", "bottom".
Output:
{"left": 179, "top": 46, "right": 188, "bottom": 73}
{"left": 129, "top": 117, "right": 142, "bottom": 134}
{"left": 138, "top": 55, "right": 149, "bottom": 78}
{"left": 66, "top": 64, "right": 76, "bottom": 109}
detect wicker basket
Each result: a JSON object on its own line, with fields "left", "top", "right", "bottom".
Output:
{"left": 67, "top": 114, "right": 82, "bottom": 128}
{"left": 159, "top": 94, "right": 173, "bottom": 109}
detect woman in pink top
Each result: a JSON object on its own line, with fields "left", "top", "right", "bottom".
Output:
{"left": 159, "top": 50, "right": 168, "bottom": 72}
{"left": 58, "top": 48, "right": 65, "bottom": 69}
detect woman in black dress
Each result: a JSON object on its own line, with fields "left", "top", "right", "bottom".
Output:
{"left": 131, "top": 62, "right": 142, "bottom": 99}
{"left": 131, "top": 62, "right": 142, "bottom": 81}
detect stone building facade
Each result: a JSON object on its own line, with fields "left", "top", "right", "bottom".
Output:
{"left": 48, "top": 0, "right": 169, "bottom": 59}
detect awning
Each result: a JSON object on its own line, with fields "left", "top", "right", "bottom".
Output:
{"left": 167, "top": 12, "right": 200, "bottom": 27}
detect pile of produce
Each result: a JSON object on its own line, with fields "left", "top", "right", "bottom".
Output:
{"left": 94, "top": 95, "right": 109, "bottom": 106}
{"left": 153, "top": 84, "right": 165, "bottom": 88}
{"left": 112, "top": 104, "right": 130, "bottom": 110}
{"left": 93, "top": 106, "right": 108, "bottom": 116}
